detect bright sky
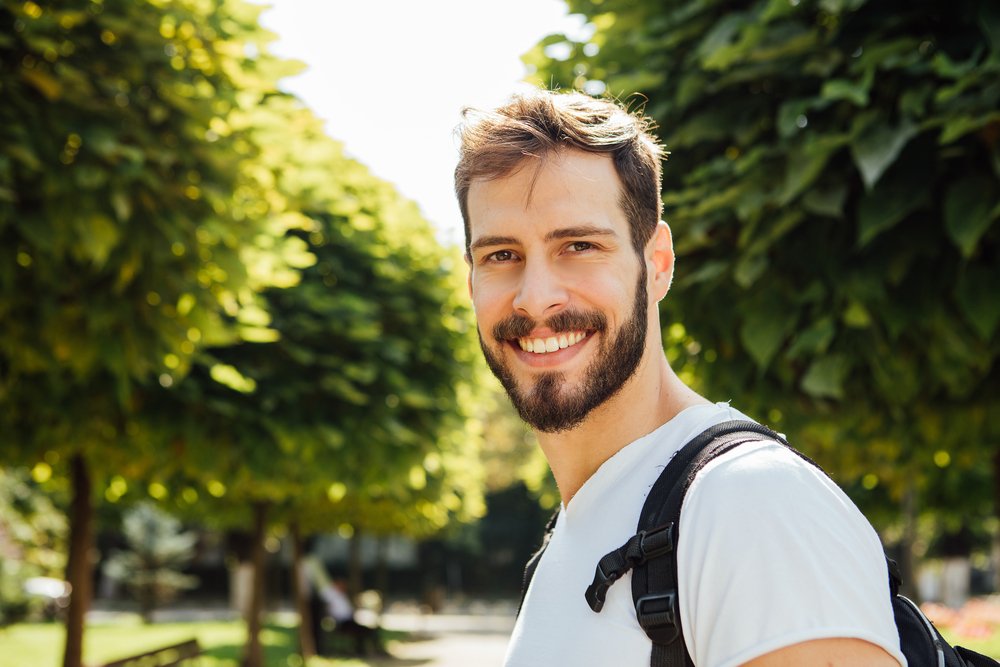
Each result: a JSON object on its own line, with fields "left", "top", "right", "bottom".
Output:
{"left": 258, "top": 0, "right": 581, "bottom": 247}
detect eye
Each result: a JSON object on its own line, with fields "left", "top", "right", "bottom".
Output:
{"left": 567, "top": 241, "right": 595, "bottom": 252}
{"left": 485, "top": 249, "right": 518, "bottom": 263}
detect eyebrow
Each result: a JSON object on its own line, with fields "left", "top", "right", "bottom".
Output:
{"left": 469, "top": 235, "right": 518, "bottom": 252}
{"left": 469, "top": 225, "right": 618, "bottom": 252}
{"left": 544, "top": 225, "right": 617, "bottom": 242}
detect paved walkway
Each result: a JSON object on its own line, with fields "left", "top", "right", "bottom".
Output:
{"left": 91, "top": 602, "right": 516, "bottom": 667}
{"left": 378, "top": 609, "right": 514, "bottom": 667}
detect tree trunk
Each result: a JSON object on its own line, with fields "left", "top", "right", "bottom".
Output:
{"left": 992, "top": 449, "right": 1000, "bottom": 593}
{"left": 62, "top": 454, "right": 93, "bottom": 667}
{"left": 242, "top": 502, "right": 268, "bottom": 667}
{"left": 901, "top": 483, "right": 918, "bottom": 600}
{"left": 348, "top": 529, "right": 363, "bottom": 602}
{"left": 290, "top": 521, "right": 315, "bottom": 660}
{"left": 375, "top": 536, "right": 388, "bottom": 623}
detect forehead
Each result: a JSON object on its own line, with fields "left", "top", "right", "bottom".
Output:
{"left": 466, "top": 149, "right": 625, "bottom": 242}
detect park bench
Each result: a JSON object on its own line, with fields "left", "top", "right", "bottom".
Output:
{"left": 99, "top": 638, "right": 202, "bottom": 667}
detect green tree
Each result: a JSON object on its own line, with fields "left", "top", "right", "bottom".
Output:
{"left": 131, "top": 95, "right": 484, "bottom": 664}
{"left": 103, "top": 502, "right": 198, "bottom": 623}
{"left": 529, "top": 0, "right": 999, "bottom": 581}
{"left": 0, "top": 2, "right": 306, "bottom": 664}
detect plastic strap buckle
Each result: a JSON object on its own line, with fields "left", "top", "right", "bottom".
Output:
{"left": 585, "top": 560, "right": 620, "bottom": 613}
{"left": 636, "top": 592, "right": 680, "bottom": 645}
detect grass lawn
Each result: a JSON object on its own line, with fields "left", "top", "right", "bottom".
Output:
{"left": 0, "top": 617, "right": 390, "bottom": 667}
{"left": 6, "top": 617, "right": 998, "bottom": 665}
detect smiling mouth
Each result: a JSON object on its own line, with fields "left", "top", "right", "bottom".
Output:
{"left": 515, "top": 331, "right": 589, "bottom": 354}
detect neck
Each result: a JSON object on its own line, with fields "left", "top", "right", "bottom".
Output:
{"left": 537, "top": 350, "right": 709, "bottom": 507}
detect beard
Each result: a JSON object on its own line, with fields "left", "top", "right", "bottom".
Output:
{"left": 478, "top": 265, "right": 648, "bottom": 433}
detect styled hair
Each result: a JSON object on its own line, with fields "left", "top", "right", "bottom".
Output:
{"left": 454, "top": 89, "right": 665, "bottom": 254}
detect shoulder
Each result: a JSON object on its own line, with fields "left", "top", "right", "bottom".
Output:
{"left": 676, "top": 439, "right": 903, "bottom": 667}
{"left": 680, "top": 439, "right": 884, "bottom": 579}
{"left": 686, "top": 439, "right": 856, "bottom": 522}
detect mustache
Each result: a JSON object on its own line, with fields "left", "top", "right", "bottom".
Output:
{"left": 492, "top": 309, "right": 608, "bottom": 341}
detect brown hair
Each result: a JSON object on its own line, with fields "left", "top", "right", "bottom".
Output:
{"left": 454, "top": 89, "right": 665, "bottom": 254}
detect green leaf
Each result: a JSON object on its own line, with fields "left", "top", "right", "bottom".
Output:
{"left": 680, "top": 260, "right": 728, "bottom": 286}
{"left": 696, "top": 13, "right": 751, "bottom": 69}
{"left": 956, "top": 264, "right": 1000, "bottom": 340}
{"left": 209, "top": 363, "right": 257, "bottom": 393}
{"left": 802, "top": 184, "right": 848, "bottom": 218}
{"left": 930, "top": 50, "right": 982, "bottom": 80}
{"left": 6, "top": 144, "right": 42, "bottom": 171}
{"left": 786, "top": 316, "right": 836, "bottom": 359}
{"left": 20, "top": 68, "right": 62, "bottom": 101}
{"left": 939, "top": 112, "right": 1000, "bottom": 146}
{"left": 857, "top": 169, "right": 927, "bottom": 247}
{"left": 821, "top": 70, "right": 873, "bottom": 107}
{"left": 801, "top": 355, "right": 849, "bottom": 399}
{"left": 777, "top": 99, "right": 813, "bottom": 139}
{"left": 75, "top": 214, "right": 121, "bottom": 267}
{"left": 111, "top": 191, "right": 132, "bottom": 222}
{"left": 780, "top": 145, "right": 833, "bottom": 205}
{"left": 899, "top": 85, "right": 933, "bottom": 118}
{"left": 843, "top": 301, "right": 872, "bottom": 328}
{"left": 740, "top": 305, "right": 792, "bottom": 370}
{"left": 944, "top": 175, "right": 998, "bottom": 257}
{"left": 850, "top": 118, "right": 918, "bottom": 189}
{"left": 734, "top": 253, "right": 769, "bottom": 288}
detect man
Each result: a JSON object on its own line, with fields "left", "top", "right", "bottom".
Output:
{"left": 454, "top": 90, "right": 904, "bottom": 666}
{"left": 302, "top": 549, "right": 384, "bottom": 657}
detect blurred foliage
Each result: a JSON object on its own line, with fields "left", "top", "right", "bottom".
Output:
{"left": 0, "top": 0, "right": 308, "bottom": 475}
{"left": 0, "top": 467, "right": 66, "bottom": 574}
{"left": 0, "top": 466, "right": 67, "bottom": 626}
{"left": 131, "top": 95, "right": 487, "bottom": 540}
{"left": 529, "top": 0, "right": 1000, "bottom": 528}
{"left": 475, "top": 380, "right": 549, "bottom": 493}
{"left": 103, "top": 502, "right": 198, "bottom": 622}
{"left": 0, "top": 0, "right": 486, "bottom": 537}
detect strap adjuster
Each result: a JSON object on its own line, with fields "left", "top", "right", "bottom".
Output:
{"left": 585, "top": 561, "right": 619, "bottom": 612}
{"left": 636, "top": 592, "right": 680, "bottom": 644}
{"left": 586, "top": 523, "right": 675, "bottom": 614}
{"left": 637, "top": 523, "right": 673, "bottom": 560}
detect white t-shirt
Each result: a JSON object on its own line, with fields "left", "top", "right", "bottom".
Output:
{"left": 503, "top": 403, "right": 905, "bottom": 667}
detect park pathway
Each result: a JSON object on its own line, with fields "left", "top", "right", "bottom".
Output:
{"left": 380, "top": 608, "right": 514, "bottom": 667}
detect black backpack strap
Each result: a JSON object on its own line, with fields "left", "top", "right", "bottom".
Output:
{"left": 586, "top": 419, "right": 788, "bottom": 667}
{"left": 517, "top": 509, "right": 560, "bottom": 617}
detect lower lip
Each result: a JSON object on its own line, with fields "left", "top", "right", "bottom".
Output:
{"left": 507, "top": 335, "right": 593, "bottom": 368}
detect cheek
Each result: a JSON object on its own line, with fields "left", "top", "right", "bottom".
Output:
{"left": 569, "top": 269, "right": 636, "bottom": 312}
{"left": 470, "top": 276, "right": 509, "bottom": 325}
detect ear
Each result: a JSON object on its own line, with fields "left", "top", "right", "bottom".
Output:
{"left": 647, "top": 221, "right": 674, "bottom": 302}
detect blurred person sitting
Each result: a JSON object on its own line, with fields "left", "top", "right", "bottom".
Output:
{"left": 302, "top": 547, "right": 385, "bottom": 657}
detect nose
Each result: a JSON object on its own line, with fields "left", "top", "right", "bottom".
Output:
{"left": 511, "top": 257, "right": 569, "bottom": 319}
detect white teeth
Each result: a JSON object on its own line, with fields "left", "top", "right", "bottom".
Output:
{"left": 517, "top": 332, "right": 588, "bottom": 355}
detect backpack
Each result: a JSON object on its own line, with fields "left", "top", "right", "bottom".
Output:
{"left": 521, "top": 419, "right": 999, "bottom": 667}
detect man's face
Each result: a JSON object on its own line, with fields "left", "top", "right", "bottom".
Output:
{"left": 466, "top": 149, "right": 652, "bottom": 433}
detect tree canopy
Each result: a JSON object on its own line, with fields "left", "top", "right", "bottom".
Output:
{"left": 1, "top": 1, "right": 485, "bottom": 663}
{"left": 528, "top": 0, "right": 1000, "bottom": 517}
{"left": 0, "top": 0, "right": 311, "bottom": 473}
{"left": 132, "top": 93, "right": 485, "bottom": 536}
